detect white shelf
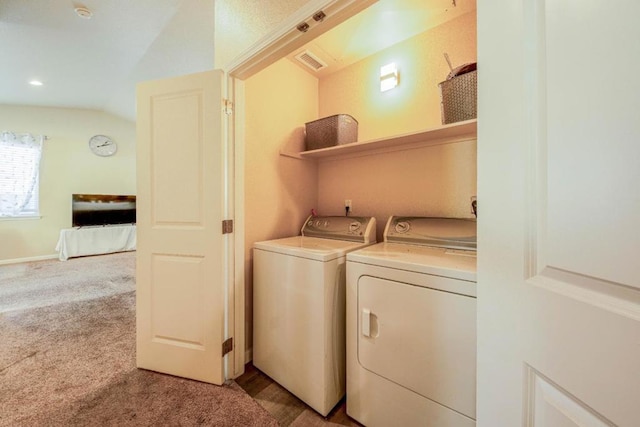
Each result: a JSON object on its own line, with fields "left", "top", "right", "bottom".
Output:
{"left": 280, "top": 119, "right": 477, "bottom": 161}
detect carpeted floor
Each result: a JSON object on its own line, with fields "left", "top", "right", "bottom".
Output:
{"left": 0, "top": 252, "right": 136, "bottom": 313}
{"left": 0, "top": 252, "right": 277, "bottom": 427}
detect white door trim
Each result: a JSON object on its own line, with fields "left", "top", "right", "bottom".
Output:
{"left": 229, "top": 75, "right": 246, "bottom": 379}
{"left": 226, "top": 0, "right": 377, "bottom": 79}
{"left": 225, "top": 0, "right": 377, "bottom": 373}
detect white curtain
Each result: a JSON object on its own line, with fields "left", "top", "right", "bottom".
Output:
{"left": 0, "top": 131, "right": 44, "bottom": 217}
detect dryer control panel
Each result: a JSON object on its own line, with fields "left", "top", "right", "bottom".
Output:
{"left": 384, "top": 216, "right": 476, "bottom": 250}
{"left": 302, "top": 215, "right": 376, "bottom": 243}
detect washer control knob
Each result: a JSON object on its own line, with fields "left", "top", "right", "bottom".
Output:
{"left": 395, "top": 221, "right": 410, "bottom": 233}
{"left": 349, "top": 221, "right": 361, "bottom": 233}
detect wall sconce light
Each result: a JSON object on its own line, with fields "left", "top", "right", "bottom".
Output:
{"left": 380, "top": 63, "right": 398, "bottom": 92}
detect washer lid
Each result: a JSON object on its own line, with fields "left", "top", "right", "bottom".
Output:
{"left": 254, "top": 236, "right": 373, "bottom": 262}
{"left": 384, "top": 216, "right": 476, "bottom": 250}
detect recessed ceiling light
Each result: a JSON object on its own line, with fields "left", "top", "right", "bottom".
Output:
{"left": 29, "top": 80, "right": 44, "bottom": 86}
{"left": 74, "top": 6, "right": 93, "bottom": 19}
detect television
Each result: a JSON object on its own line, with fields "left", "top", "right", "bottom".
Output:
{"left": 72, "top": 194, "right": 136, "bottom": 227}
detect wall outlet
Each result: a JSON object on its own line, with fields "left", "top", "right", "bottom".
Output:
{"left": 345, "top": 199, "right": 352, "bottom": 210}
{"left": 470, "top": 196, "right": 477, "bottom": 215}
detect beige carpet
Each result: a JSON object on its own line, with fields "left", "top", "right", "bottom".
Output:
{"left": 0, "top": 253, "right": 277, "bottom": 427}
{"left": 0, "top": 252, "right": 136, "bottom": 313}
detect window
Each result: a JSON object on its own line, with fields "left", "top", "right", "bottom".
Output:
{"left": 0, "top": 131, "right": 44, "bottom": 218}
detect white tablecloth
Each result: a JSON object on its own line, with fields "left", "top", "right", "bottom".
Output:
{"left": 55, "top": 225, "right": 136, "bottom": 261}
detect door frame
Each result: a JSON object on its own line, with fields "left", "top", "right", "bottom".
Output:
{"left": 225, "top": 0, "right": 378, "bottom": 376}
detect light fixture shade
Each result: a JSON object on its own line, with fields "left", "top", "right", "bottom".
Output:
{"left": 380, "top": 63, "right": 398, "bottom": 92}
{"left": 74, "top": 6, "right": 93, "bottom": 19}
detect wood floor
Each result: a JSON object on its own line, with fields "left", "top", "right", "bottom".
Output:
{"left": 235, "top": 363, "right": 363, "bottom": 427}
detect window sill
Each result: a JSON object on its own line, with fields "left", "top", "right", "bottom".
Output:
{"left": 0, "top": 215, "right": 42, "bottom": 221}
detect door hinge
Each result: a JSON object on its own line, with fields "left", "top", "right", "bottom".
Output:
{"left": 222, "top": 337, "right": 233, "bottom": 356}
{"left": 223, "top": 99, "right": 233, "bottom": 115}
{"left": 222, "top": 219, "right": 233, "bottom": 234}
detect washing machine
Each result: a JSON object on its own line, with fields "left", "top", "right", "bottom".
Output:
{"left": 346, "top": 216, "right": 477, "bottom": 427}
{"left": 253, "top": 215, "right": 376, "bottom": 417}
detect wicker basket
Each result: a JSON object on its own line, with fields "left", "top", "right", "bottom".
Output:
{"left": 305, "top": 114, "right": 358, "bottom": 151}
{"left": 439, "top": 70, "right": 477, "bottom": 124}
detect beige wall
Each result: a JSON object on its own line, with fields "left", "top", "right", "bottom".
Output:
{"left": 241, "top": 9, "right": 477, "bottom": 353}
{"left": 244, "top": 58, "right": 319, "bottom": 348}
{"left": 0, "top": 105, "right": 136, "bottom": 262}
{"left": 316, "top": 11, "right": 477, "bottom": 239}
{"left": 319, "top": 11, "right": 477, "bottom": 140}
{"left": 318, "top": 140, "right": 477, "bottom": 238}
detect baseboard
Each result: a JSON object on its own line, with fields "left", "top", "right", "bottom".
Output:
{"left": 245, "top": 348, "right": 252, "bottom": 364}
{"left": 0, "top": 254, "right": 59, "bottom": 265}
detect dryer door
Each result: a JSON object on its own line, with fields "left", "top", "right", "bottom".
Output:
{"left": 358, "top": 275, "right": 477, "bottom": 419}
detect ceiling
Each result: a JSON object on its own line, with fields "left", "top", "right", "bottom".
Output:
{"left": 0, "top": 0, "right": 474, "bottom": 122}
{"left": 0, "top": 0, "right": 215, "bottom": 122}
{"left": 288, "top": 0, "right": 476, "bottom": 78}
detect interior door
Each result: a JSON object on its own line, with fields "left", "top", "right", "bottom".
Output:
{"left": 478, "top": 1, "right": 640, "bottom": 426}
{"left": 136, "top": 70, "right": 229, "bottom": 384}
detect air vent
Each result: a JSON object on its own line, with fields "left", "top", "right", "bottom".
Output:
{"left": 294, "top": 50, "right": 328, "bottom": 72}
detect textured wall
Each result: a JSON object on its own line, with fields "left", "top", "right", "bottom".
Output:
{"left": 319, "top": 11, "right": 477, "bottom": 140}
{"left": 243, "top": 58, "right": 319, "bottom": 350}
{"left": 316, "top": 11, "right": 477, "bottom": 239}
{"left": 318, "top": 140, "right": 477, "bottom": 239}
{"left": 240, "top": 7, "right": 477, "bottom": 354}
{"left": 0, "top": 105, "right": 136, "bottom": 262}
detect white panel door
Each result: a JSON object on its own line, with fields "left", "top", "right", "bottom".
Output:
{"left": 136, "top": 70, "right": 229, "bottom": 384}
{"left": 478, "top": 1, "right": 640, "bottom": 426}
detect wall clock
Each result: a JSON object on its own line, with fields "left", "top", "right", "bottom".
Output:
{"left": 88, "top": 135, "right": 117, "bottom": 157}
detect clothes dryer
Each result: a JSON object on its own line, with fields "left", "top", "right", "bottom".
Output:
{"left": 346, "top": 216, "right": 477, "bottom": 427}
{"left": 253, "top": 215, "right": 376, "bottom": 416}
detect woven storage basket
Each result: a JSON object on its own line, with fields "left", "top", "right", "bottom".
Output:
{"left": 439, "top": 70, "right": 477, "bottom": 124}
{"left": 305, "top": 114, "right": 358, "bottom": 151}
